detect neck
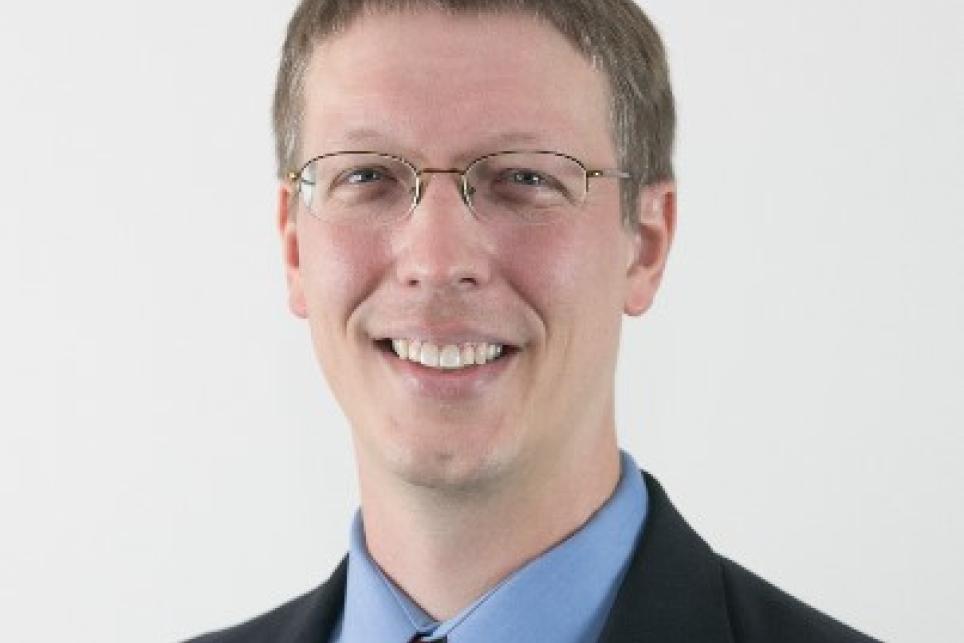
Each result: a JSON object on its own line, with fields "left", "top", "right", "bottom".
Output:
{"left": 357, "top": 432, "right": 621, "bottom": 620}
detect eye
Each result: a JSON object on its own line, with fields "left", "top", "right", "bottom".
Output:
{"left": 507, "top": 169, "right": 550, "bottom": 187}
{"left": 341, "top": 167, "right": 388, "bottom": 185}
{"left": 497, "top": 168, "right": 569, "bottom": 196}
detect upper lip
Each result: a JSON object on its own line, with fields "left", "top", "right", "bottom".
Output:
{"left": 370, "top": 324, "right": 519, "bottom": 347}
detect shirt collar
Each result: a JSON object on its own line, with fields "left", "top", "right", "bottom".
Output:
{"left": 336, "top": 450, "right": 648, "bottom": 643}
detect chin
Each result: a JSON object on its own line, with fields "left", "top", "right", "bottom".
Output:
{"left": 377, "top": 415, "right": 521, "bottom": 493}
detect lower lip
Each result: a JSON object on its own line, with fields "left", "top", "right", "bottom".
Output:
{"left": 378, "top": 346, "right": 516, "bottom": 399}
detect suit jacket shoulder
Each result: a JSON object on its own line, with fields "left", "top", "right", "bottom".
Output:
{"left": 597, "top": 472, "right": 881, "bottom": 643}
{"left": 717, "top": 555, "right": 879, "bottom": 643}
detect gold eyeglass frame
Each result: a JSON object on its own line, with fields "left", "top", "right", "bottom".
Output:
{"left": 286, "top": 149, "right": 631, "bottom": 216}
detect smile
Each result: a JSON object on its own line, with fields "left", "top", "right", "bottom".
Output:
{"left": 389, "top": 339, "right": 507, "bottom": 371}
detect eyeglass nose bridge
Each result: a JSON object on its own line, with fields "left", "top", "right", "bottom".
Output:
{"left": 413, "top": 168, "right": 475, "bottom": 212}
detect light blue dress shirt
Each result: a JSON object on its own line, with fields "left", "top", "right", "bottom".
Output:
{"left": 330, "top": 451, "right": 648, "bottom": 643}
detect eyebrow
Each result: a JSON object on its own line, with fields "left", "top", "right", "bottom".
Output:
{"left": 333, "top": 128, "right": 555, "bottom": 158}
{"left": 337, "top": 127, "right": 394, "bottom": 144}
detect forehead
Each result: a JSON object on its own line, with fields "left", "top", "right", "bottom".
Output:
{"left": 300, "top": 8, "right": 614, "bottom": 162}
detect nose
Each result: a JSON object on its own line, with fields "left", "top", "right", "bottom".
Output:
{"left": 392, "top": 172, "right": 493, "bottom": 291}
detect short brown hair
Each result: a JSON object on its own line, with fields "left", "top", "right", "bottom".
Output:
{"left": 273, "top": 0, "right": 675, "bottom": 227}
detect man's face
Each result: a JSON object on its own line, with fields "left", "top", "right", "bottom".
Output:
{"left": 280, "top": 9, "right": 672, "bottom": 490}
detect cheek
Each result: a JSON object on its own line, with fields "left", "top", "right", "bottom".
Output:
{"left": 496, "top": 222, "right": 627, "bottom": 318}
{"left": 299, "top": 223, "right": 388, "bottom": 322}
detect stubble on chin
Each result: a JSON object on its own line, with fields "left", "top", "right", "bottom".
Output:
{"left": 366, "top": 416, "right": 523, "bottom": 498}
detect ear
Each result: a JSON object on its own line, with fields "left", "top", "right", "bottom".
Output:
{"left": 278, "top": 183, "right": 307, "bottom": 319}
{"left": 624, "top": 180, "right": 676, "bottom": 316}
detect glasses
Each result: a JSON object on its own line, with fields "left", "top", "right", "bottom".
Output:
{"left": 286, "top": 150, "right": 629, "bottom": 226}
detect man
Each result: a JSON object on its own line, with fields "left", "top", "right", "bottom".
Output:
{"left": 190, "top": 1, "right": 879, "bottom": 641}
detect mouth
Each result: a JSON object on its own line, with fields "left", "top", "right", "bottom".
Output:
{"left": 374, "top": 337, "right": 517, "bottom": 370}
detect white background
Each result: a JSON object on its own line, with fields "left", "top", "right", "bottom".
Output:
{"left": 1, "top": 1, "right": 961, "bottom": 641}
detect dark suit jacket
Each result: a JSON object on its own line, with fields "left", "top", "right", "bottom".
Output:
{"left": 187, "top": 472, "right": 881, "bottom": 642}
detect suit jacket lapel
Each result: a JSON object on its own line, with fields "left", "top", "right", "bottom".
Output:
{"left": 598, "top": 472, "right": 735, "bottom": 643}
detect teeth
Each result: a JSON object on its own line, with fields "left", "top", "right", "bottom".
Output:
{"left": 439, "top": 345, "right": 462, "bottom": 369}
{"left": 419, "top": 342, "right": 440, "bottom": 368}
{"left": 387, "top": 338, "right": 507, "bottom": 370}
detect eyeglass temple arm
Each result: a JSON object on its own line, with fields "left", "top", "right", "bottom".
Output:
{"left": 587, "top": 169, "right": 632, "bottom": 179}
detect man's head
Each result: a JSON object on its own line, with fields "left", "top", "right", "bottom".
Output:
{"left": 275, "top": 1, "right": 676, "bottom": 494}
